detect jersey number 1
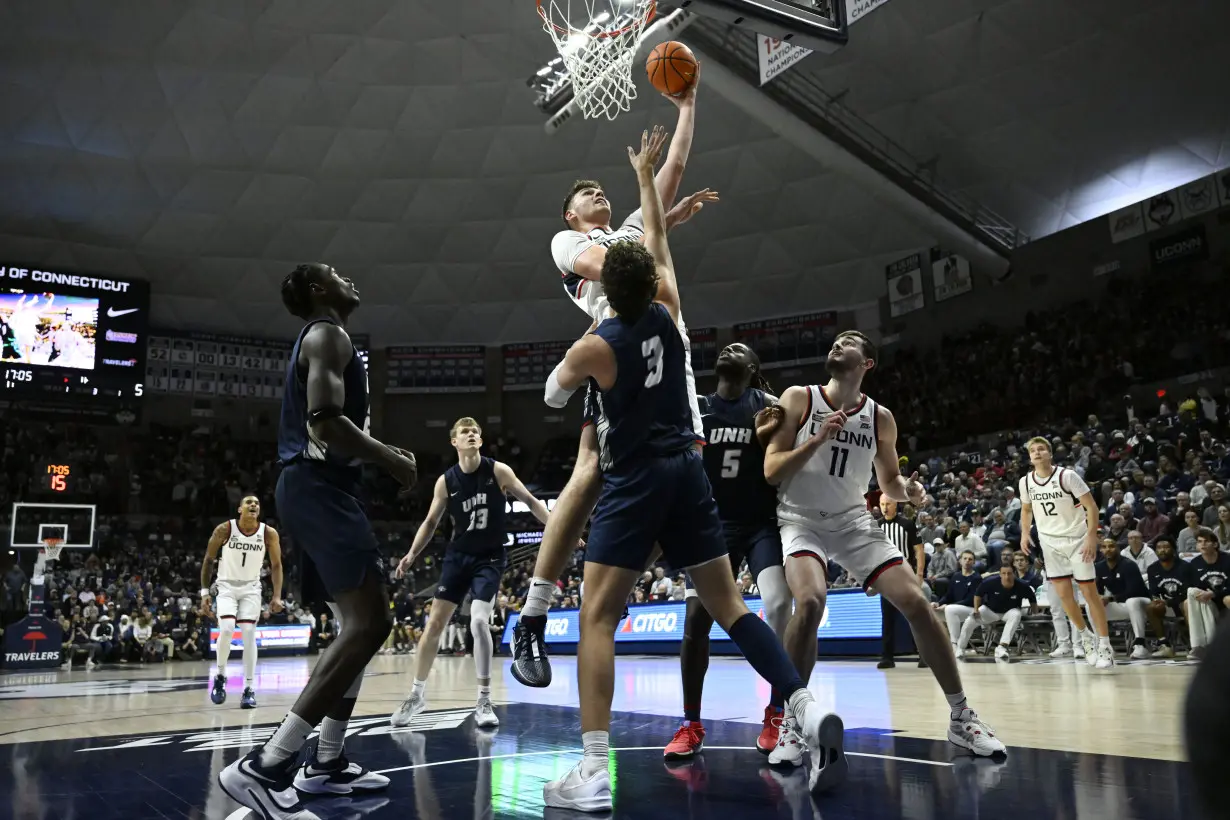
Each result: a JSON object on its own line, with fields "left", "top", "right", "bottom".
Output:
{"left": 829, "top": 447, "right": 850, "bottom": 478}
{"left": 642, "top": 336, "right": 663, "bottom": 387}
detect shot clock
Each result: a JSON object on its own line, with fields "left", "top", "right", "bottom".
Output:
{"left": 42, "top": 463, "right": 74, "bottom": 494}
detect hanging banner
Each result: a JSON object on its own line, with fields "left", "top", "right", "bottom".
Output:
{"left": 930, "top": 249, "right": 972, "bottom": 302}
{"left": 1107, "top": 203, "right": 1146, "bottom": 243}
{"left": 885, "top": 253, "right": 925, "bottom": 317}
{"left": 1177, "top": 174, "right": 1218, "bottom": 219}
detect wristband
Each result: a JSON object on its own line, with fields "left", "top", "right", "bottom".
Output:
{"left": 199, "top": 588, "right": 210, "bottom": 598}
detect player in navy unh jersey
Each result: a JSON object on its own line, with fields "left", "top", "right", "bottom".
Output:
{"left": 220, "top": 263, "right": 418, "bottom": 820}
{"left": 539, "top": 127, "right": 843, "bottom": 813}
{"left": 664, "top": 344, "right": 793, "bottom": 761}
{"left": 391, "top": 417, "right": 554, "bottom": 729}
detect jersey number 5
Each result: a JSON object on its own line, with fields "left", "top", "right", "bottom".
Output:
{"left": 721, "top": 450, "right": 740, "bottom": 478}
{"left": 642, "top": 336, "right": 663, "bottom": 387}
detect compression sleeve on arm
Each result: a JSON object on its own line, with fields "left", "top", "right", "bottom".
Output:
{"left": 544, "top": 362, "right": 578, "bottom": 409}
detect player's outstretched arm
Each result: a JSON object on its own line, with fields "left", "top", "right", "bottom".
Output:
{"left": 494, "top": 461, "right": 551, "bottom": 525}
{"left": 396, "top": 476, "right": 449, "bottom": 578}
{"left": 301, "top": 322, "right": 417, "bottom": 488}
{"left": 656, "top": 62, "right": 700, "bottom": 208}
{"left": 763, "top": 386, "right": 827, "bottom": 486}
{"left": 871, "top": 406, "right": 924, "bottom": 504}
{"left": 199, "top": 521, "right": 229, "bottom": 603}
{"left": 266, "top": 526, "right": 284, "bottom": 612}
{"left": 628, "top": 127, "right": 681, "bottom": 322}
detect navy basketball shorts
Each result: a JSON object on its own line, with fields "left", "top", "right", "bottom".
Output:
{"left": 586, "top": 449, "right": 726, "bottom": 572}
{"left": 435, "top": 551, "right": 506, "bottom": 606}
{"left": 275, "top": 461, "right": 381, "bottom": 602}
{"left": 684, "top": 522, "right": 782, "bottom": 593}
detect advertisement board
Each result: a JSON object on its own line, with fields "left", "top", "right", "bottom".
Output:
{"left": 209, "top": 624, "right": 312, "bottom": 653}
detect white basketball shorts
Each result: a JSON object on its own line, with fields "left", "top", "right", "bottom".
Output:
{"left": 1039, "top": 533, "right": 1095, "bottom": 583}
{"left": 779, "top": 509, "right": 904, "bottom": 592}
{"left": 215, "top": 580, "right": 262, "bottom": 623}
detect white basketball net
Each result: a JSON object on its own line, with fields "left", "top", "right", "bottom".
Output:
{"left": 538, "top": 0, "right": 656, "bottom": 120}
{"left": 41, "top": 540, "right": 64, "bottom": 564}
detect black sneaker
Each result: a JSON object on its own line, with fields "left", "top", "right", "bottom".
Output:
{"left": 210, "top": 673, "right": 227, "bottom": 705}
{"left": 293, "top": 753, "right": 391, "bottom": 795}
{"left": 219, "top": 747, "right": 320, "bottom": 820}
{"left": 510, "top": 615, "right": 552, "bottom": 688}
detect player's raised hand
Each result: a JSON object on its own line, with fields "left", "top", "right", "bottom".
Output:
{"left": 666, "top": 188, "right": 720, "bottom": 228}
{"left": 627, "top": 125, "right": 669, "bottom": 174}
{"left": 664, "top": 60, "right": 701, "bottom": 107}
{"left": 754, "top": 405, "right": 784, "bottom": 448}
{"left": 904, "top": 472, "right": 925, "bottom": 505}
{"left": 813, "top": 410, "right": 847, "bottom": 444}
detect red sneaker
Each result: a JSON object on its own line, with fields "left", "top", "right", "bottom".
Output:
{"left": 757, "top": 706, "right": 783, "bottom": 754}
{"left": 663, "top": 722, "right": 706, "bottom": 760}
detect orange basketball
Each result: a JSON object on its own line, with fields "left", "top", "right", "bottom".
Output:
{"left": 646, "top": 41, "right": 698, "bottom": 96}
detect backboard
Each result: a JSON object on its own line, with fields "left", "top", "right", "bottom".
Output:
{"left": 10, "top": 503, "right": 96, "bottom": 550}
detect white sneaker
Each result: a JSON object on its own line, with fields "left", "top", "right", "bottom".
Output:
{"left": 1130, "top": 643, "right": 1150, "bottom": 660}
{"left": 948, "top": 707, "right": 1006, "bottom": 758}
{"left": 767, "top": 720, "right": 805, "bottom": 767}
{"left": 85, "top": 660, "right": 96, "bottom": 670}
{"left": 474, "top": 697, "right": 499, "bottom": 728}
{"left": 1073, "top": 642, "right": 1086, "bottom": 660}
{"left": 1049, "top": 642, "right": 1073, "bottom": 659}
{"left": 1081, "top": 631, "right": 1097, "bottom": 666}
{"left": 390, "top": 691, "right": 426, "bottom": 727}
{"left": 993, "top": 645, "right": 1009, "bottom": 660}
{"left": 1151, "top": 644, "right": 1175, "bottom": 659}
{"left": 1095, "top": 644, "right": 1115, "bottom": 670}
{"left": 803, "top": 712, "right": 847, "bottom": 795}
{"left": 543, "top": 759, "right": 612, "bottom": 812}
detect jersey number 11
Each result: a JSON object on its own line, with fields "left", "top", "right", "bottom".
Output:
{"left": 829, "top": 447, "right": 849, "bottom": 478}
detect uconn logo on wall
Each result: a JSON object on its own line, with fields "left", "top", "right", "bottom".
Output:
{"left": 1149, "top": 224, "right": 1208, "bottom": 271}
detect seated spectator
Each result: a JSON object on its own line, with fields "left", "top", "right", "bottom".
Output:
{"left": 1092, "top": 538, "right": 1152, "bottom": 659}
{"left": 1137, "top": 498, "right": 1169, "bottom": 545}
{"left": 1105, "top": 514, "right": 1131, "bottom": 548}
{"left": 1186, "top": 529, "right": 1230, "bottom": 660}
{"left": 981, "top": 509, "right": 1020, "bottom": 565}
{"left": 1012, "top": 552, "right": 1042, "bottom": 589}
{"left": 926, "top": 538, "right": 958, "bottom": 599}
{"left": 932, "top": 550, "right": 980, "bottom": 652}
{"left": 953, "top": 521, "right": 987, "bottom": 570}
{"left": 650, "top": 567, "right": 673, "bottom": 602}
{"left": 129, "top": 613, "right": 153, "bottom": 662}
{"left": 956, "top": 565, "right": 1037, "bottom": 659}
{"left": 88, "top": 615, "right": 115, "bottom": 667}
{"left": 1213, "top": 504, "right": 1230, "bottom": 551}
{"left": 1177, "top": 509, "right": 1204, "bottom": 555}
{"left": 1202, "top": 486, "right": 1227, "bottom": 527}
{"left": 1124, "top": 530, "right": 1159, "bottom": 578}
{"left": 1146, "top": 537, "right": 1193, "bottom": 658}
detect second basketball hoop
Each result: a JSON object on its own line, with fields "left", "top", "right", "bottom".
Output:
{"left": 537, "top": 0, "right": 656, "bottom": 120}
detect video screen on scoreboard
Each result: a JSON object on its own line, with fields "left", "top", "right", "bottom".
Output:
{"left": 0, "top": 291, "right": 99, "bottom": 370}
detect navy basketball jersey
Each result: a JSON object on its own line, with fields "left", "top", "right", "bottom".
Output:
{"left": 444, "top": 457, "right": 508, "bottom": 556}
{"left": 591, "top": 303, "right": 697, "bottom": 472}
{"left": 700, "top": 389, "right": 777, "bottom": 526}
{"left": 277, "top": 318, "right": 370, "bottom": 473}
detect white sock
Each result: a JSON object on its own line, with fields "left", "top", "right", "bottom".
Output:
{"left": 581, "top": 730, "right": 609, "bottom": 776}
{"left": 785, "top": 688, "right": 813, "bottom": 726}
{"left": 1097, "top": 635, "right": 1111, "bottom": 649}
{"left": 217, "top": 617, "right": 236, "bottom": 676}
{"left": 241, "top": 622, "right": 258, "bottom": 689}
{"left": 316, "top": 717, "right": 348, "bottom": 763}
{"left": 477, "top": 679, "right": 491, "bottom": 700}
{"left": 259, "top": 712, "right": 313, "bottom": 768}
{"left": 412, "top": 679, "right": 426, "bottom": 698}
{"left": 945, "top": 691, "right": 968, "bottom": 720}
{"left": 521, "top": 578, "right": 556, "bottom": 619}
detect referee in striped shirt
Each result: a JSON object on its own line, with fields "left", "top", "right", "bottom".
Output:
{"left": 878, "top": 495, "right": 925, "bottom": 669}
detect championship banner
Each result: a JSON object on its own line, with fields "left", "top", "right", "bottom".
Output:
{"left": 885, "top": 253, "right": 925, "bottom": 317}
{"left": 757, "top": 0, "right": 896, "bottom": 85}
{"left": 930, "top": 249, "right": 973, "bottom": 302}
{"left": 386, "top": 345, "right": 485, "bottom": 394}
{"left": 502, "top": 589, "right": 883, "bottom": 646}
{"left": 1106, "top": 203, "right": 1146, "bottom": 243}
{"left": 501, "top": 340, "right": 572, "bottom": 390}
{"left": 687, "top": 326, "right": 719, "bottom": 374}
{"left": 732, "top": 312, "right": 838, "bottom": 369}
{"left": 1149, "top": 224, "right": 1208, "bottom": 271}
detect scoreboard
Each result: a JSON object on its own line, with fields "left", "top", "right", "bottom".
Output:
{"left": 386, "top": 346, "right": 485, "bottom": 393}
{"left": 146, "top": 331, "right": 370, "bottom": 400}
{"left": 687, "top": 326, "right": 719, "bottom": 375}
{"left": 733, "top": 312, "right": 838, "bottom": 369}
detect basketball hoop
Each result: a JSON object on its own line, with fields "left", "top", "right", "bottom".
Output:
{"left": 537, "top": 0, "right": 656, "bottom": 120}
{"left": 40, "top": 538, "right": 64, "bottom": 564}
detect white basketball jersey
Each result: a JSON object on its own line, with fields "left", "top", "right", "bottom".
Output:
{"left": 778, "top": 387, "right": 879, "bottom": 524}
{"left": 1020, "top": 468, "right": 1089, "bottom": 539}
{"left": 217, "top": 520, "right": 266, "bottom": 583}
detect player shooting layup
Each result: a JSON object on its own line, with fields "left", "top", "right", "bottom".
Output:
{"left": 1019, "top": 437, "right": 1115, "bottom": 669}
{"left": 512, "top": 70, "right": 718, "bottom": 685}
{"left": 391, "top": 416, "right": 557, "bottom": 729}
{"left": 201, "top": 495, "right": 283, "bottom": 709}
{"left": 756, "top": 332, "right": 1006, "bottom": 762}
{"left": 540, "top": 126, "right": 843, "bottom": 812}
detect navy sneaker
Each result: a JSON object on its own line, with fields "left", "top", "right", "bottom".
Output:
{"left": 241, "top": 687, "right": 258, "bottom": 709}
{"left": 293, "top": 754, "right": 391, "bottom": 795}
{"left": 219, "top": 748, "right": 320, "bottom": 820}
{"left": 210, "top": 673, "right": 227, "bottom": 705}
{"left": 510, "top": 615, "right": 552, "bottom": 688}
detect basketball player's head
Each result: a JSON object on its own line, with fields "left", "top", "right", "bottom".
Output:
{"left": 238, "top": 495, "right": 260, "bottom": 520}
{"left": 826, "top": 331, "right": 876, "bottom": 379}
{"left": 562, "top": 180, "right": 611, "bottom": 230}
{"left": 450, "top": 417, "right": 483, "bottom": 454}
{"left": 715, "top": 343, "right": 771, "bottom": 393}
{"left": 1155, "top": 536, "right": 1175, "bottom": 561}
{"left": 1026, "top": 436, "right": 1052, "bottom": 467}
{"left": 958, "top": 549, "right": 974, "bottom": 571}
{"left": 281, "top": 263, "right": 359, "bottom": 320}
{"left": 878, "top": 495, "right": 897, "bottom": 519}
{"left": 601, "top": 242, "right": 658, "bottom": 322}
{"left": 1196, "top": 528, "right": 1219, "bottom": 555}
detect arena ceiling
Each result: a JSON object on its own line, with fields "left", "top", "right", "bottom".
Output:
{"left": 0, "top": 0, "right": 1225, "bottom": 345}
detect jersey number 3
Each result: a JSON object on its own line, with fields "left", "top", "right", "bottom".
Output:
{"left": 642, "top": 336, "right": 663, "bottom": 387}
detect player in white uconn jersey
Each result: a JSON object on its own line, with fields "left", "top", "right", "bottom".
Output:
{"left": 200, "top": 495, "right": 284, "bottom": 709}
{"left": 757, "top": 330, "right": 1005, "bottom": 761}
{"left": 1018, "top": 437, "right": 1115, "bottom": 669}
